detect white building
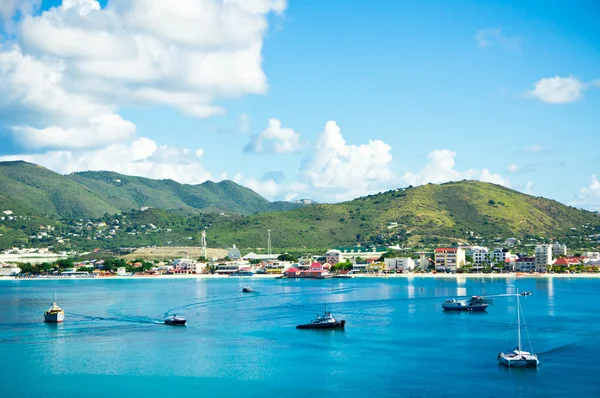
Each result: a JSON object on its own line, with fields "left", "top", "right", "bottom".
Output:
{"left": 513, "top": 257, "right": 536, "bottom": 272}
{"left": 116, "top": 267, "right": 127, "bottom": 276}
{"left": 552, "top": 242, "right": 567, "bottom": 256}
{"left": 534, "top": 244, "right": 553, "bottom": 272}
{"left": 173, "top": 258, "right": 205, "bottom": 274}
{"left": 243, "top": 252, "right": 280, "bottom": 261}
{"left": 582, "top": 252, "right": 600, "bottom": 261}
{"left": 0, "top": 266, "right": 21, "bottom": 276}
{"left": 228, "top": 245, "right": 241, "bottom": 260}
{"left": 384, "top": 257, "right": 415, "bottom": 272}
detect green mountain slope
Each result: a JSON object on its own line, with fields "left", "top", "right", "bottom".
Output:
{"left": 206, "top": 180, "right": 600, "bottom": 249}
{"left": 0, "top": 161, "right": 120, "bottom": 219}
{"left": 0, "top": 161, "right": 304, "bottom": 219}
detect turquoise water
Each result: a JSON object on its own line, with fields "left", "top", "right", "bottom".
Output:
{"left": 1, "top": 277, "right": 599, "bottom": 397}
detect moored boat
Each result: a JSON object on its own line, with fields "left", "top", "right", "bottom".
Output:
{"left": 296, "top": 305, "right": 345, "bottom": 330}
{"left": 520, "top": 291, "right": 532, "bottom": 296}
{"left": 442, "top": 299, "right": 488, "bottom": 312}
{"left": 164, "top": 315, "right": 186, "bottom": 326}
{"left": 498, "top": 290, "right": 538, "bottom": 368}
{"left": 469, "top": 295, "right": 494, "bottom": 304}
{"left": 44, "top": 302, "right": 65, "bottom": 323}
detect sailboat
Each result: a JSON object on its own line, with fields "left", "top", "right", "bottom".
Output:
{"left": 44, "top": 291, "right": 65, "bottom": 323}
{"left": 498, "top": 289, "right": 538, "bottom": 368}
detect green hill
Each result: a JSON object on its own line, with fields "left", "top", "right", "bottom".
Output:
{"left": 205, "top": 180, "right": 600, "bottom": 249}
{"left": 0, "top": 161, "right": 304, "bottom": 219}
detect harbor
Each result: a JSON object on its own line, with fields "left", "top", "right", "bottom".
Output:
{"left": 1, "top": 276, "right": 599, "bottom": 397}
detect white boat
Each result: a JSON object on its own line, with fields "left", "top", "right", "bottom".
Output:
{"left": 44, "top": 292, "right": 64, "bottom": 323}
{"left": 442, "top": 299, "right": 488, "bottom": 312}
{"left": 498, "top": 290, "right": 539, "bottom": 368}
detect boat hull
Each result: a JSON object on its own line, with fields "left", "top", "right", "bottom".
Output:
{"left": 296, "top": 320, "right": 345, "bottom": 330}
{"left": 442, "top": 304, "right": 488, "bottom": 312}
{"left": 44, "top": 312, "right": 64, "bottom": 323}
{"left": 498, "top": 353, "right": 539, "bottom": 368}
{"left": 165, "top": 319, "right": 186, "bottom": 326}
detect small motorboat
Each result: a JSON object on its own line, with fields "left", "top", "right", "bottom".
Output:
{"left": 164, "top": 315, "right": 186, "bottom": 326}
{"left": 442, "top": 299, "right": 488, "bottom": 312}
{"left": 296, "top": 305, "right": 345, "bottom": 330}
{"left": 469, "top": 295, "right": 494, "bottom": 304}
{"left": 520, "top": 291, "right": 533, "bottom": 296}
{"left": 242, "top": 286, "right": 253, "bottom": 293}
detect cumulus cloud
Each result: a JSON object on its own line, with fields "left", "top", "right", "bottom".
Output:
{"left": 523, "top": 181, "right": 534, "bottom": 195}
{"left": 508, "top": 164, "right": 520, "bottom": 173}
{"left": 475, "top": 28, "right": 519, "bottom": 49}
{"left": 526, "top": 76, "right": 599, "bottom": 104}
{"left": 0, "top": 138, "right": 212, "bottom": 184}
{"left": 245, "top": 118, "right": 302, "bottom": 153}
{"left": 0, "top": 0, "right": 286, "bottom": 152}
{"left": 572, "top": 175, "right": 600, "bottom": 211}
{"left": 401, "top": 149, "right": 510, "bottom": 187}
{"left": 300, "top": 121, "right": 395, "bottom": 201}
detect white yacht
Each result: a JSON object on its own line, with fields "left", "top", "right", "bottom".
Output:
{"left": 44, "top": 293, "right": 64, "bottom": 323}
{"left": 498, "top": 290, "right": 539, "bottom": 368}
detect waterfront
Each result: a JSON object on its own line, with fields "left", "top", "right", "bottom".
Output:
{"left": 1, "top": 277, "right": 599, "bottom": 397}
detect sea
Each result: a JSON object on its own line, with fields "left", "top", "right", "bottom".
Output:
{"left": 1, "top": 276, "right": 599, "bottom": 397}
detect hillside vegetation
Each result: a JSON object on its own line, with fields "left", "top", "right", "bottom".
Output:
{"left": 1, "top": 161, "right": 599, "bottom": 253}
{"left": 0, "top": 161, "right": 304, "bottom": 219}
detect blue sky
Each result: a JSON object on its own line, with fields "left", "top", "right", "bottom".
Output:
{"left": 0, "top": 0, "right": 599, "bottom": 209}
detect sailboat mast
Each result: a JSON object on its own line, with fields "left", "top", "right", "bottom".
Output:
{"left": 517, "top": 290, "right": 521, "bottom": 352}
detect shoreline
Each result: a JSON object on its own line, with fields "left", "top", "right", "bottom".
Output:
{"left": 3, "top": 272, "right": 600, "bottom": 281}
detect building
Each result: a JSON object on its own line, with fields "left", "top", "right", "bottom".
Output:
{"left": 469, "top": 246, "right": 489, "bottom": 264}
{"left": 265, "top": 261, "right": 293, "bottom": 274}
{"left": 581, "top": 252, "right": 600, "bottom": 261}
{"left": 331, "top": 246, "right": 389, "bottom": 262}
{"left": 174, "top": 258, "right": 206, "bottom": 274}
{"left": 243, "top": 252, "right": 280, "bottom": 261}
{"left": 434, "top": 248, "right": 466, "bottom": 272}
{"left": 534, "top": 244, "right": 553, "bottom": 272}
{"left": 384, "top": 257, "right": 415, "bottom": 273}
{"left": 513, "top": 257, "right": 536, "bottom": 272}
{"left": 552, "top": 242, "right": 567, "bottom": 256}
{"left": 228, "top": 245, "right": 241, "bottom": 260}
{"left": 325, "top": 249, "right": 343, "bottom": 265}
{"left": 552, "top": 257, "right": 581, "bottom": 268}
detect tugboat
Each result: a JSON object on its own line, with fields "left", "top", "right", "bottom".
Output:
{"left": 242, "top": 286, "right": 253, "bottom": 293}
{"left": 442, "top": 299, "right": 488, "bottom": 312}
{"left": 44, "top": 292, "right": 64, "bottom": 323}
{"left": 296, "top": 305, "right": 346, "bottom": 330}
{"left": 164, "top": 314, "right": 186, "bottom": 326}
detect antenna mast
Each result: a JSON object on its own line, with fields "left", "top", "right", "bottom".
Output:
{"left": 201, "top": 230, "right": 207, "bottom": 260}
{"left": 267, "top": 229, "right": 272, "bottom": 255}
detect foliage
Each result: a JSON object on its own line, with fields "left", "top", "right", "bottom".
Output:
{"left": 277, "top": 253, "right": 298, "bottom": 262}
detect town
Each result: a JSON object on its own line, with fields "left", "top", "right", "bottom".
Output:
{"left": 2, "top": 239, "right": 600, "bottom": 278}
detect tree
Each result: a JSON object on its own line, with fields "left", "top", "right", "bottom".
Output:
{"left": 197, "top": 256, "right": 208, "bottom": 262}
{"left": 277, "top": 253, "right": 297, "bottom": 262}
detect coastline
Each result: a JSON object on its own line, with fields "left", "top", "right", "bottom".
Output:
{"left": 3, "top": 272, "right": 600, "bottom": 281}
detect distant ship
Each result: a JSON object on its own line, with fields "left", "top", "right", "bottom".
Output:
{"left": 44, "top": 293, "right": 64, "bottom": 323}
{"left": 442, "top": 299, "right": 488, "bottom": 312}
{"left": 296, "top": 305, "right": 346, "bottom": 330}
{"left": 498, "top": 290, "right": 539, "bottom": 368}
{"left": 164, "top": 315, "right": 186, "bottom": 326}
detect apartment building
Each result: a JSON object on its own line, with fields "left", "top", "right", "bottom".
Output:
{"left": 434, "top": 248, "right": 466, "bottom": 273}
{"left": 534, "top": 244, "right": 553, "bottom": 272}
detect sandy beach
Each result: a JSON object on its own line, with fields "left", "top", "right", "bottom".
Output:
{"left": 3, "top": 272, "right": 600, "bottom": 281}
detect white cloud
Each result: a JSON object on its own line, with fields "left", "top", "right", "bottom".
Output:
{"left": 238, "top": 113, "right": 251, "bottom": 134}
{"left": 245, "top": 118, "right": 302, "bottom": 153}
{"left": 0, "top": 138, "right": 212, "bottom": 184}
{"left": 572, "top": 175, "right": 600, "bottom": 211}
{"left": 300, "top": 121, "right": 395, "bottom": 201}
{"left": 401, "top": 149, "right": 510, "bottom": 188}
{"left": 526, "top": 144, "right": 546, "bottom": 153}
{"left": 475, "top": 28, "right": 519, "bottom": 49}
{"left": 523, "top": 181, "right": 534, "bottom": 195}
{"left": 0, "top": 0, "right": 286, "bottom": 151}
{"left": 527, "top": 76, "right": 590, "bottom": 104}
{"left": 508, "top": 163, "right": 520, "bottom": 173}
